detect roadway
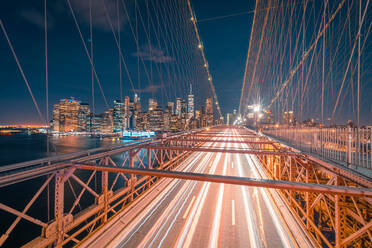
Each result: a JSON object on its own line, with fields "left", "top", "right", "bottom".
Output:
{"left": 81, "top": 128, "right": 314, "bottom": 248}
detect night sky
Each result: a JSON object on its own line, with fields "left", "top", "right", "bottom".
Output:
{"left": 0, "top": 0, "right": 255, "bottom": 124}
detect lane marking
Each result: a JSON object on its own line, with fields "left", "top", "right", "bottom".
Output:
{"left": 183, "top": 196, "right": 196, "bottom": 219}
{"left": 232, "top": 200, "right": 236, "bottom": 226}
{"left": 232, "top": 161, "right": 234, "bottom": 169}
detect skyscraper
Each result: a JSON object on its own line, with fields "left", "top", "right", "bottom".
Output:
{"left": 175, "top": 97, "right": 181, "bottom": 116}
{"left": 78, "top": 103, "right": 90, "bottom": 131}
{"left": 148, "top": 98, "right": 157, "bottom": 111}
{"left": 52, "top": 98, "right": 81, "bottom": 132}
{"left": 113, "top": 100, "right": 125, "bottom": 133}
{"left": 187, "top": 84, "right": 194, "bottom": 119}
{"left": 206, "top": 97, "right": 213, "bottom": 126}
{"left": 124, "top": 96, "right": 130, "bottom": 130}
{"left": 167, "top": 101, "right": 174, "bottom": 115}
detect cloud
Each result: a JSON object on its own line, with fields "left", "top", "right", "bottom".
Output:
{"left": 19, "top": 9, "right": 54, "bottom": 29}
{"left": 70, "top": 0, "right": 126, "bottom": 32}
{"left": 132, "top": 44, "right": 173, "bottom": 63}
{"left": 134, "top": 84, "right": 163, "bottom": 94}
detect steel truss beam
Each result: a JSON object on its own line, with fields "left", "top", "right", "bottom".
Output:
{"left": 254, "top": 132, "right": 372, "bottom": 248}
{"left": 73, "top": 165, "right": 372, "bottom": 197}
{"left": 164, "top": 138, "right": 274, "bottom": 144}
{"left": 143, "top": 145, "right": 298, "bottom": 156}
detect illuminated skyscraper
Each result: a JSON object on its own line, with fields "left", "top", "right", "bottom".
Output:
{"left": 167, "top": 101, "right": 174, "bottom": 114}
{"left": 206, "top": 97, "right": 213, "bottom": 126}
{"left": 78, "top": 103, "right": 90, "bottom": 131}
{"left": 148, "top": 98, "right": 158, "bottom": 111}
{"left": 113, "top": 100, "right": 125, "bottom": 133}
{"left": 187, "top": 84, "right": 194, "bottom": 119}
{"left": 52, "top": 98, "right": 81, "bottom": 132}
{"left": 124, "top": 96, "right": 130, "bottom": 130}
{"left": 175, "top": 97, "right": 181, "bottom": 116}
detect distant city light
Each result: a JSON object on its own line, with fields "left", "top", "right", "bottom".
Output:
{"left": 253, "top": 105, "right": 261, "bottom": 112}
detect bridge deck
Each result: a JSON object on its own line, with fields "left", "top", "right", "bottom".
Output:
{"left": 80, "top": 131, "right": 314, "bottom": 248}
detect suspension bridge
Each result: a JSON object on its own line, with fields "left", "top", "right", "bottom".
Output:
{"left": 0, "top": 0, "right": 371, "bottom": 247}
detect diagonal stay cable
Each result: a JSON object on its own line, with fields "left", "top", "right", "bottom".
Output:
{"left": 266, "top": 0, "right": 346, "bottom": 110}
{"left": 0, "top": 19, "right": 45, "bottom": 123}
{"left": 66, "top": 0, "right": 109, "bottom": 109}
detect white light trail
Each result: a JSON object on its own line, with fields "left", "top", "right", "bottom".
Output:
{"left": 209, "top": 153, "right": 228, "bottom": 247}
{"left": 232, "top": 200, "right": 236, "bottom": 226}
{"left": 175, "top": 150, "right": 222, "bottom": 247}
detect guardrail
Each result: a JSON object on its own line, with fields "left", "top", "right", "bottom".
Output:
{"left": 263, "top": 126, "right": 372, "bottom": 170}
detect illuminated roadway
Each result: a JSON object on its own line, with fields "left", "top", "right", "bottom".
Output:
{"left": 81, "top": 128, "right": 315, "bottom": 248}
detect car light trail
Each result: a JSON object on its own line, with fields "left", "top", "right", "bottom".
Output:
{"left": 237, "top": 131, "right": 297, "bottom": 248}
{"left": 114, "top": 151, "right": 207, "bottom": 247}
{"left": 236, "top": 153, "right": 261, "bottom": 248}
{"left": 209, "top": 153, "right": 228, "bottom": 248}
{"left": 139, "top": 152, "right": 213, "bottom": 247}
{"left": 148, "top": 153, "right": 214, "bottom": 247}
{"left": 175, "top": 153, "right": 222, "bottom": 247}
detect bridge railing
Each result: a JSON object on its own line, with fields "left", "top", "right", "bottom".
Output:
{"left": 263, "top": 126, "right": 372, "bottom": 171}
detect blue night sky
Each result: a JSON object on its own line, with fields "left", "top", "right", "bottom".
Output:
{"left": 0, "top": 0, "right": 255, "bottom": 124}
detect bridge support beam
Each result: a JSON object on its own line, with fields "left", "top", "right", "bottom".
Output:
{"left": 54, "top": 170, "right": 64, "bottom": 248}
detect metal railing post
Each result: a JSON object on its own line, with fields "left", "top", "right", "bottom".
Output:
{"left": 347, "top": 127, "right": 352, "bottom": 167}
{"left": 129, "top": 151, "right": 135, "bottom": 202}
{"left": 102, "top": 158, "right": 108, "bottom": 223}
{"left": 54, "top": 169, "right": 65, "bottom": 247}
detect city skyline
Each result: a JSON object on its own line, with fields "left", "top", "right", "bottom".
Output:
{"left": 50, "top": 92, "right": 215, "bottom": 133}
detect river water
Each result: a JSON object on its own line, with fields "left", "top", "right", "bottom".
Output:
{"left": 0, "top": 133, "right": 133, "bottom": 247}
{"left": 0, "top": 133, "right": 125, "bottom": 166}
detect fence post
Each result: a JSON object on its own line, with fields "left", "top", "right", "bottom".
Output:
{"left": 54, "top": 170, "right": 65, "bottom": 247}
{"left": 347, "top": 127, "right": 352, "bottom": 167}
{"left": 102, "top": 158, "right": 108, "bottom": 223}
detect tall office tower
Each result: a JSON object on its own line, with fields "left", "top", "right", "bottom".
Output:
{"left": 52, "top": 98, "right": 81, "bottom": 132}
{"left": 132, "top": 95, "right": 141, "bottom": 130}
{"left": 149, "top": 106, "right": 164, "bottom": 131}
{"left": 187, "top": 84, "right": 194, "bottom": 119}
{"left": 167, "top": 101, "right": 174, "bottom": 114}
{"left": 164, "top": 106, "right": 172, "bottom": 130}
{"left": 206, "top": 97, "right": 213, "bottom": 126}
{"left": 88, "top": 113, "right": 104, "bottom": 133}
{"left": 113, "top": 100, "right": 125, "bottom": 133}
{"left": 134, "top": 93, "right": 139, "bottom": 104}
{"left": 181, "top": 100, "right": 187, "bottom": 115}
{"left": 175, "top": 97, "right": 181, "bottom": 116}
{"left": 124, "top": 96, "right": 130, "bottom": 130}
{"left": 148, "top": 98, "right": 157, "bottom": 111}
{"left": 78, "top": 103, "right": 90, "bottom": 131}
{"left": 283, "top": 111, "right": 295, "bottom": 125}
{"left": 101, "top": 109, "right": 114, "bottom": 133}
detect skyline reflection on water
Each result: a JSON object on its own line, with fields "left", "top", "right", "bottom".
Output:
{"left": 0, "top": 133, "right": 125, "bottom": 166}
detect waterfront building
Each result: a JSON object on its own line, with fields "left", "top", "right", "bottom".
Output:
{"left": 148, "top": 98, "right": 157, "bottom": 111}
{"left": 175, "top": 97, "right": 181, "bottom": 116}
{"left": 136, "top": 112, "right": 149, "bottom": 130}
{"left": 283, "top": 111, "right": 295, "bottom": 125}
{"left": 113, "top": 100, "right": 125, "bottom": 133}
{"left": 206, "top": 97, "right": 213, "bottom": 126}
{"left": 124, "top": 96, "right": 131, "bottom": 130}
{"left": 187, "top": 84, "right": 194, "bottom": 119}
{"left": 167, "top": 102, "right": 174, "bottom": 115}
{"left": 88, "top": 113, "right": 104, "bottom": 133}
{"left": 163, "top": 105, "right": 172, "bottom": 131}
{"left": 52, "top": 98, "right": 81, "bottom": 132}
{"left": 101, "top": 109, "right": 114, "bottom": 133}
{"left": 78, "top": 103, "right": 90, "bottom": 131}
{"left": 149, "top": 106, "right": 164, "bottom": 131}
